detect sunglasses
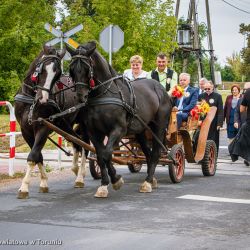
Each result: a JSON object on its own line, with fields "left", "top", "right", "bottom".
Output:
{"left": 204, "top": 88, "right": 211, "bottom": 91}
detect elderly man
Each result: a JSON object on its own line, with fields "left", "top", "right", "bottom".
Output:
{"left": 198, "top": 77, "right": 208, "bottom": 95}
{"left": 198, "top": 80, "right": 224, "bottom": 153}
{"left": 173, "top": 72, "right": 198, "bottom": 128}
{"left": 230, "top": 82, "right": 250, "bottom": 165}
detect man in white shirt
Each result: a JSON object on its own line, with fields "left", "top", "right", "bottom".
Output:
{"left": 147, "top": 52, "right": 177, "bottom": 94}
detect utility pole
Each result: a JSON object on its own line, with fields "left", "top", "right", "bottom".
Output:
{"left": 176, "top": 0, "right": 214, "bottom": 83}
{"left": 205, "top": 0, "right": 215, "bottom": 85}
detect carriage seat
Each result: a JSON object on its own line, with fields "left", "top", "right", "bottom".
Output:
{"left": 180, "top": 116, "right": 199, "bottom": 130}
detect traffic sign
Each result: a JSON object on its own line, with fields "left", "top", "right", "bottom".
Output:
{"left": 45, "top": 23, "right": 83, "bottom": 49}
{"left": 99, "top": 24, "right": 124, "bottom": 65}
{"left": 44, "top": 23, "right": 83, "bottom": 70}
{"left": 100, "top": 24, "right": 124, "bottom": 53}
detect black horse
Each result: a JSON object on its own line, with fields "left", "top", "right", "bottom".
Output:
{"left": 67, "top": 41, "right": 172, "bottom": 198}
{"left": 15, "top": 45, "right": 88, "bottom": 199}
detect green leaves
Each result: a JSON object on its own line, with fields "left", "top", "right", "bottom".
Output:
{"left": 0, "top": 0, "right": 55, "bottom": 101}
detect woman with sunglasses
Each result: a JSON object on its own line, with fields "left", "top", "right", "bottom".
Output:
{"left": 198, "top": 81, "right": 224, "bottom": 154}
{"left": 224, "top": 85, "right": 241, "bottom": 143}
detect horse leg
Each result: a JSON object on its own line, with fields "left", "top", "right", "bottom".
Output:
{"left": 71, "top": 145, "right": 80, "bottom": 175}
{"left": 144, "top": 125, "right": 166, "bottom": 192}
{"left": 37, "top": 162, "right": 49, "bottom": 193}
{"left": 104, "top": 129, "right": 125, "bottom": 191}
{"left": 90, "top": 135, "right": 111, "bottom": 198}
{"left": 71, "top": 124, "right": 89, "bottom": 187}
{"left": 136, "top": 132, "right": 156, "bottom": 193}
{"left": 17, "top": 161, "right": 36, "bottom": 199}
{"left": 74, "top": 148, "right": 87, "bottom": 188}
{"left": 25, "top": 126, "right": 49, "bottom": 195}
{"left": 17, "top": 128, "right": 35, "bottom": 199}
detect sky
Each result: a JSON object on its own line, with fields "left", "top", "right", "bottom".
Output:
{"left": 174, "top": 0, "right": 250, "bottom": 65}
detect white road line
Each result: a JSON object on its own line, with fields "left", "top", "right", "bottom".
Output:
{"left": 177, "top": 195, "right": 250, "bottom": 204}
{"left": 219, "top": 146, "right": 228, "bottom": 149}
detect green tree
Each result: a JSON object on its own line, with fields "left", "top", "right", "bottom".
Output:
{"left": 221, "top": 65, "right": 235, "bottom": 82}
{"left": 239, "top": 23, "right": 250, "bottom": 81}
{"left": 0, "top": 0, "right": 56, "bottom": 102}
{"left": 225, "top": 52, "right": 242, "bottom": 82}
{"left": 62, "top": 0, "right": 177, "bottom": 72}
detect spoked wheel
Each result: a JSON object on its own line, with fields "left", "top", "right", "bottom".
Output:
{"left": 128, "top": 162, "right": 142, "bottom": 173}
{"left": 89, "top": 153, "right": 101, "bottom": 180}
{"left": 201, "top": 140, "right": 217, "bottom": 176}
{"left": 168, "top": 144, "right": 185, "bottom": 183}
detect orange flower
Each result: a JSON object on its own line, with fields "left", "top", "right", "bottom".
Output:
{"left": 172, "top": 85, "right": 184, "bottom": 98}
{"left": 190, "top": 100, "right": 210, "bottom": 120}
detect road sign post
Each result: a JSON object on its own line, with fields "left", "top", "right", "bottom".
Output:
{"left": 99, "top": 24, "right": 124, "bottom": 65}
{"left": 44, "top": 23, "right": 83, "bottom": 72}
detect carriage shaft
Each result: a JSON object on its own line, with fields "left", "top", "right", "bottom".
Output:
{"left": 38, "top": 118, "right": 129, "bottom": 165}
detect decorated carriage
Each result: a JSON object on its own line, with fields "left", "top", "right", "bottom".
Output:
{"left": 86, "top": 104, "right": 217, "bottom": 183}
{"left": 16, "top": 41, "right": 217, "bottom": 199}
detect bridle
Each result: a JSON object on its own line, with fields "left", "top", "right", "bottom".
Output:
{"left": 29, "top": 54, "right": 62, "bottom": 93}
{"left": 70, "top": 54, "right": 96, "bottom": 90}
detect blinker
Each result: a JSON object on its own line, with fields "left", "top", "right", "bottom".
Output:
{"left": 90, "top": 78, "right": 95, "bottom": 88}
{"left": 56, "top": 81, "right": 64, "bottom": 90}
{"left": 31, "top": 72, "right": 38, "bottom": 82}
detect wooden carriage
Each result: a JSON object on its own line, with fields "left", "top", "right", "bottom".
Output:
{"left": 87, "top": 107, "right": 217, "bottom": 183}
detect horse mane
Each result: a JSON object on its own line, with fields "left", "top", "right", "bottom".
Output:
{"left": 93, "top": 50, "right": 116, "bottom": 77}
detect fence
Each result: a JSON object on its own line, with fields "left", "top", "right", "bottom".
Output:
{"left": 0, "top": 101, "right": 69, "bottom": 176}
{"left": 0, "top": 101, "right": 20, "bottom": 176}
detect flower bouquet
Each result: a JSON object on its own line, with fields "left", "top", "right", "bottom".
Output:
{"left": 190, "top": 100, "right": 210, "bottom": 120}
{"left": 172, "top": 85, "right": 184, "bottom": 98}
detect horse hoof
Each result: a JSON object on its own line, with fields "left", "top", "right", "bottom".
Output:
{"left": 112, "top": 177, "right": 124, "bottom": 190}
{"left": 71, "top": 166, "right": 79, "bottom": 176}
{"left": 39, "top": 187, "right": 49, "bottom": 193}
{"left": 152, "top": 177, "right": 158, "bottom": 189}
{"left": 17, "top": 191, "right": 29, "bottom": 199}
{"left": 94, "top": 186, "right": 108, "bottom": 198}
{"left": 74, "top": 182, "right": 84, "bottom": 188}
{"left": 139, "top": 181, "right": 152, "bottom": 193}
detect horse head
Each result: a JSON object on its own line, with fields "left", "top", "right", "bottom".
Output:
{"left": 67, "top": 41, "right": 100, "bottom": 103}
{"left": 31, "top": 45, "right": 66, "bottom": 104}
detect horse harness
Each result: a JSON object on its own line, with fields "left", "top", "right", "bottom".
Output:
{"left": 70, "top": 54, "right": 137, "bottom": 118}
{"left": 14, "top": 55, "right": 67, "bottom": 124}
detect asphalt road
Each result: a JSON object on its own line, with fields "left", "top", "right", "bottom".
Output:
{"left": 0, "top": 130, "right": 250, "bottom": 250}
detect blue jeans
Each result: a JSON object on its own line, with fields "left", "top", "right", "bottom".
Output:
{"left": 177, "top": 112, "right": 189, "bottom": 128}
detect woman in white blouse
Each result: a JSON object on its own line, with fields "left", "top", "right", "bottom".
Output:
{"left": 123, "top": 55, "right": 148, "bottom": 81}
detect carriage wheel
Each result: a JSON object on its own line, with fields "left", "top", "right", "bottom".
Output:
{"left": 89, "top": 153, "right": 101, "bottom": 180}
{"left": 168, "top": 144, "right": 185, "bottom": 183}
{"left": 128, "top": 162, "right": 142, "bottom": 173}
{"left": 201, "top": 140, "right": 217, "bottom": 176}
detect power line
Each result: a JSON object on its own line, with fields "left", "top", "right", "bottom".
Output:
{"left": 221, "top": 0, "right": 250, "bottom": 15}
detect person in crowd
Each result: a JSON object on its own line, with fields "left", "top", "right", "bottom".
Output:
{"left": 173, "top": 73, "right": 198, "bottom": 128}
{"left": 232, "top": 82, "right": 250, "bottom": 166}
{"left": 198, "top": 80, "right": 224, "bottom": 153}
{"left": 198, "top": 77, "right": 208, "bottom": 95}
{"left": 224, "top": 85, "right": 241, "bottom": 143}
{"left": 123, "top": 55, "right": 148, "bottom": 81}
{"left": 147, "top": 52, "right": 178, "bottom": 94}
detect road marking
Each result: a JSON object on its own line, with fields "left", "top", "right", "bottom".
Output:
{"left": 177, "top": 195, "right": 250, "bottom": 204}
{"left": 219, "top": 146, "right": 228, "bottom": 149}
